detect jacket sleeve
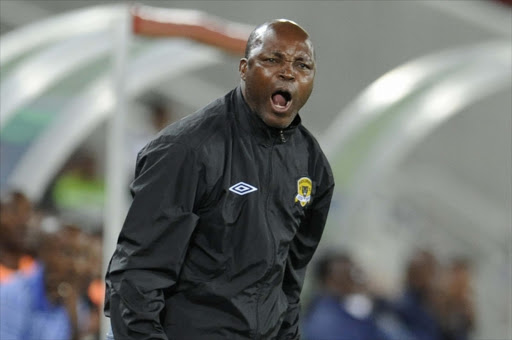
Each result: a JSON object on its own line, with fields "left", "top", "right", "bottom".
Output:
{"left": 105, "top": 139, "right": 205, "bottom": 340}
{"left": 277, "top": 170, "right": 334, "bottom": 340}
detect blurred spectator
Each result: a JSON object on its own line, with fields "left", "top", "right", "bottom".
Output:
{"left": 126, "top": 93, "right": 176, "bottom": 179}
{"left": 438, "top": 258, "right": 475, "bottom": 340}
{"left": 303, "top": 251, "right": 391, "bottom": 340}
{"left": 146, "top": 93, "right": 175, "bottom": 133}
{"left": 83, "top": 232, "right": 105, "bottom": 340}
{"left": 0, "top": 191, "right": 37, "bottom": 283}
{"left": 62, "top": 225, "right": 102, "bottom": 340}
{"left": 0, "top": 223, "right": 96, "bottom": 340}
{"left": 389, "top": 249, "right": 443, "bottom": 340}
{"left": 51, "top": 150, "right": 105, "bottom": 232}
{"left": 85, "top": 232, "right": 104, "bottom": 305}
{"left": 140, "top": 91, "right": 175, "bottom": 134}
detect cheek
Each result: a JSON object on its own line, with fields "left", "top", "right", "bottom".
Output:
{"left": 302, "top": 74, "right": 315, "bottom": 90}
{"left": 298, "top": 80, "right": 314, "bottom": 103}
{"left": 250, "top": 68, "right": 273, "bottom": 87}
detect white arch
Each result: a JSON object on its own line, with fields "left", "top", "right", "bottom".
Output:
{"left": 0, "top": 32, "right": 111, "bottom": 128}
{"left": 321, "top": 40, "right": 511, "bottom": 232}
{"left": 8, "top": 41, "right": 223, "bottom": 201}
{"left": 320, "top": 40, "right": 509, "bottom": 157}
{"left": 0, "top": 4, "right": 122, "bottom": 65}
{"left": 346, "top": 46, "right": 511, "bottom": 233}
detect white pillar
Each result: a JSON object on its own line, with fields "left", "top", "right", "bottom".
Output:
{"left": 101, "top": 5, "right": 131, "bottom": 339}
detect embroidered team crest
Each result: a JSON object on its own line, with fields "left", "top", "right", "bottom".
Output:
{"left": 295, "top": 177, "right": 312, "bottom": 207}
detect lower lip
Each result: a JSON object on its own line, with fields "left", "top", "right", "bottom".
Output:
{"left": 270, "top": 98, "right": 292, "bottom": 114}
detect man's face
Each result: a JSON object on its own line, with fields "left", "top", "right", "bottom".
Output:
{"left": 0, "top": 202, "right": 28, "bottom": 253}
{"left": 41, "top": 228, "right": 87, "bottom": 294}
{"left": 240, "top": 22, "right": 315, "bottom": 129}
{"left": 328, "top": 259, "right": 366, "bottom": 296}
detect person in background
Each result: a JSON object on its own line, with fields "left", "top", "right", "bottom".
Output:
{"left": 146, "top": 94, "right": 175, "bottom": 133}
{"left": 126, "top": 93, "right": 176, "bottom": 182}
{"left": 0, "top": 191, "right": 37, "bottom": 283}
{"left": 51, "top": 150, "right": 105, "bottom": 233}
{"left": 83, "top": 232, "right": 105, "bottom": 340}
{"left": 303, "top": 251, "right": 391, "bottom": 340}
{"left": 0, "top": 224, "right": 86, "bottom": 340}
{"left": 439, "top": 258, "right": 476, "bottom": 340}
{"left": 64, "top": 225, "right": 104, "bottom": 340}
{"left": 390, "top": 249, "right": 443, "bottom": 340}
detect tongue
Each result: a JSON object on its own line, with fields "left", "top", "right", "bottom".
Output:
{"left": 272, "top": 93, "right": 287, "bottom": 107}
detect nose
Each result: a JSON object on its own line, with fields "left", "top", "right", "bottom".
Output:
{"left": 279, "top": 63, "right": 295, "bottom": 81}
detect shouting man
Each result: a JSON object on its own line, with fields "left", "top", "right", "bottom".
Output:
{"left": 105, "top": 19, "right": 334, "bottom": 340}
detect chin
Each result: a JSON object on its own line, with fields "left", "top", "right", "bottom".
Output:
{"left": 264, "top": 118, "right": 289, "bottom": 129}
{"left": 262, "top": 112, "right": 294, "bottom": 129}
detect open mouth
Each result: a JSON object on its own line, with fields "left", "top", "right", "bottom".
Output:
{"left": 271, "top": 90, "right": 292, "bottom": 113}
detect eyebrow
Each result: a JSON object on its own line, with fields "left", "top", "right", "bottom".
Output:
{"left": 269, "top": 50, "right": 313, "bottom": 62}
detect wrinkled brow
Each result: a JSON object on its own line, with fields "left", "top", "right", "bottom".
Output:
{"left": 269, "top": 50, "right": 313, "bottom": 62}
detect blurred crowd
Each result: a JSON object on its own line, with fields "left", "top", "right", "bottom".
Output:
{"left": 0, "top": 183, "right": 477, "bottom": 340}
{"left": 0, "top": 96, "right": 176, "bottom": 340}
{"left": 0, "top": 94, "right": 476, "bottom": 339}
{"left": 0, "top": 189, "right": 104, "bottom": 340}
{"left": 303, "top": 249, "right": 476, "bottom": 340}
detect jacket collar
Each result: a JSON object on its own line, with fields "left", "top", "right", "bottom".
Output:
{"left": 232, "top": 86, "right": 301, "bottom": 146}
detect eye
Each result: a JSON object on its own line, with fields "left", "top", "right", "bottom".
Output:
{"left": 298, "top": 63, "right": 311, "bottom": 70}
{"left": 266, "top": 58, "right": 277, "bottom": 63}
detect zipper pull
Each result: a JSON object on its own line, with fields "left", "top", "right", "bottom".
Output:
{"left": 279, "top": 130, "right": 286, "bottom": 143}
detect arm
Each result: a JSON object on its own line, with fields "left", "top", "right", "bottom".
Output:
{"left": 0, "top": 279, "right": 30, "bottom": 340}
{"left": 277, "top": 176, "right": 335, "bottom": 339}
{"left": 105, "top": 139, "right": 205, "bottom": 340}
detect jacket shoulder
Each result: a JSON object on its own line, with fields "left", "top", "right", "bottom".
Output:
{"left": 146, "top": 93, "right": 233, "bottom": 152}
{"left": 297, "top": 125, "right": 334, "bottom": 182}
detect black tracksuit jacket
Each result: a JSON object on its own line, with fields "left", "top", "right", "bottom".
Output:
{"left": 105, "top": 86, "right": 335, "bottom": 340}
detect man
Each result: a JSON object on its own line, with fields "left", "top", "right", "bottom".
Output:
{"left": 0, "top": 191, "right": 37, "bottom": 283}
{"left": 0, "top": 225, "right": 85, "bottom": 340}
{"left": 438, "top": 258, "right": 475, "bottom": 340}
{"left": 391, "top": 250, "right": 443, "bottom": 340}
{"left": 303, "top": 252, "right": 391, "bottom": 340}
{"left": 105, "top": 19, "right": 334, "bottom": 339}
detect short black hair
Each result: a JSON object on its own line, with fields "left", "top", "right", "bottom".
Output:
{"left": 315, "top": 251, "right": 352, "bottom": 284}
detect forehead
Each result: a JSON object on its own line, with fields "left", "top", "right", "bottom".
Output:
{"left": 253, "top": 25, "right": 314, "bottom": 59}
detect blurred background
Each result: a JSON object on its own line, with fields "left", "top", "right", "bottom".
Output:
{"left": 0, "top": 1, "right": 510, "bottom": 340}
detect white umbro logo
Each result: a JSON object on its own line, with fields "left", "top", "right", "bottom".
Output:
{"left": 229, "top": 182, "right": 258, "bottom": 196}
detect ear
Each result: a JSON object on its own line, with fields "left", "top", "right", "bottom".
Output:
{"left": 239, "top": 58, "right": 248, "bottom": 81}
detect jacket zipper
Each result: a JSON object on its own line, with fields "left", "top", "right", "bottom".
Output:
{"left": 279, "top": 130, "right": 286, "bottom": 143}
{"left": 255, "top": 136, "right": 279, "bottom": 339}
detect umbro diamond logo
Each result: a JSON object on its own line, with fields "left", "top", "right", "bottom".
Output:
{"left": 229, "top": 182, "right": 258, "bottom": 196}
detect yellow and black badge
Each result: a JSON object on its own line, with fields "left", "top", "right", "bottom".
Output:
{"left": 295, "top": 177, "right": 312, "bottom": 207}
